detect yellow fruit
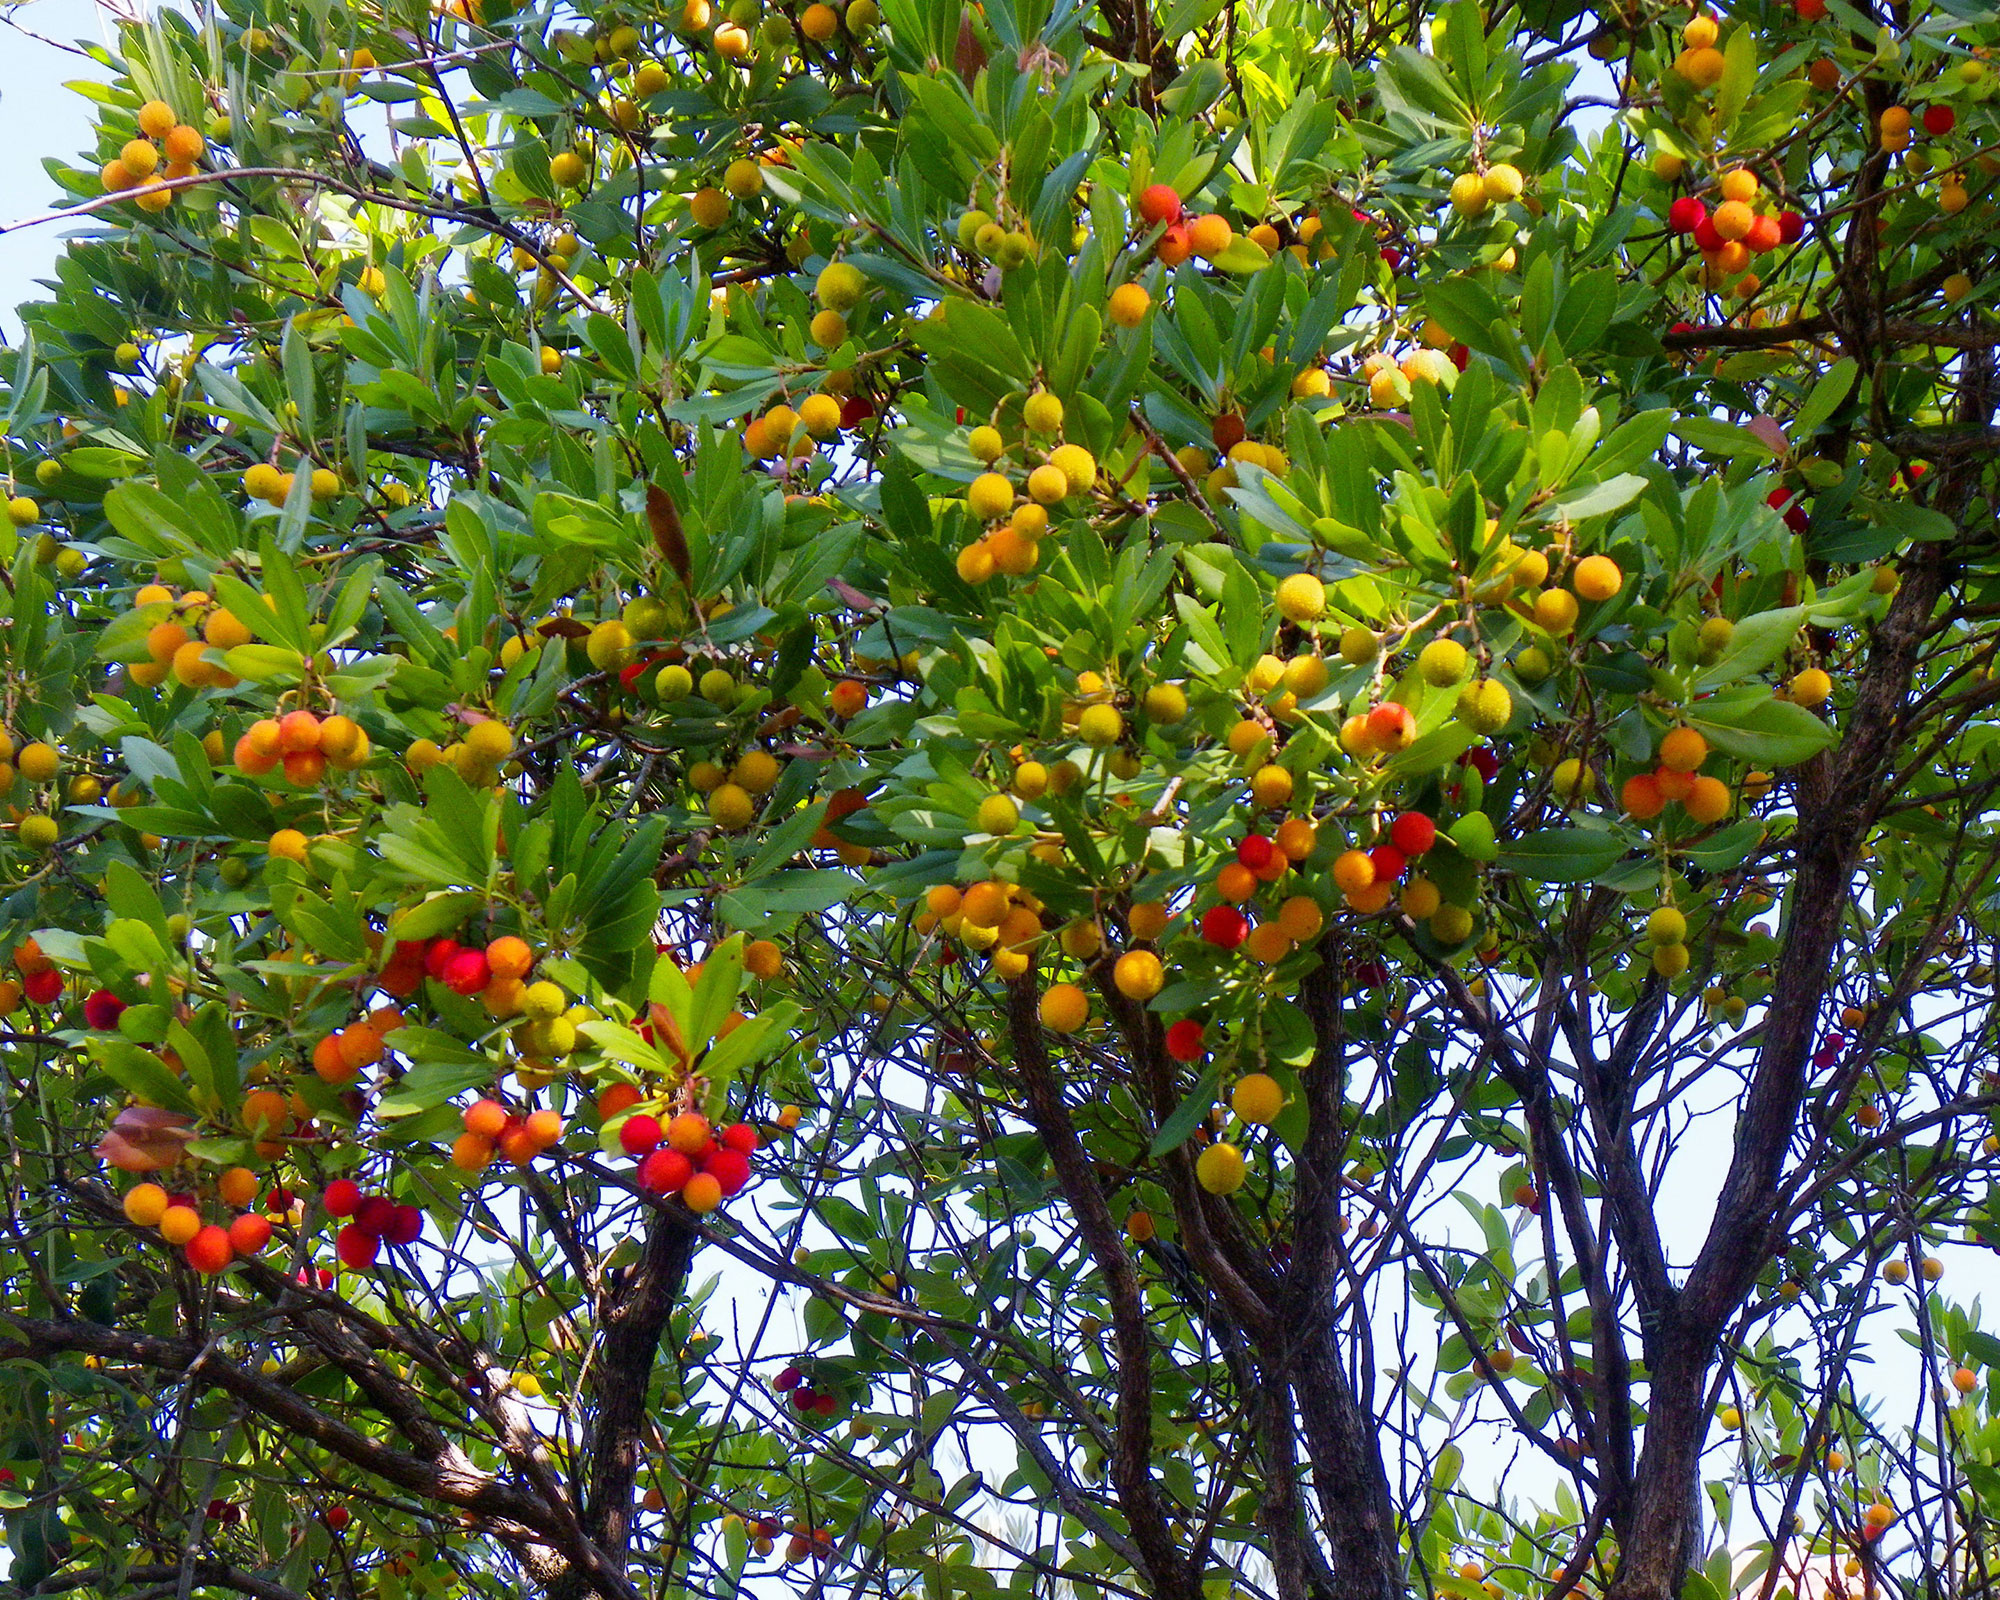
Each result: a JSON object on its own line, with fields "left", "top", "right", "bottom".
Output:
{"left": 1113, "top": 949, "right": 1163, "bottom": 1001}
{"left": 1675, "top": 45, "right": 1726, "bottom": 87}
{"left": 1048, "top": 444, "right": 1096, "bottom": 495}
{"left": 1231, "top": 1073, "right": 1283, "bottom": 1125}
{"left": 1249, "top": 764, "right": 1294, "bottom": 809}
{"left": 708, "top": 783, "right": 755, "bottom": 830}
{"left": 551, "top": 150, "right": 589, "bottom": 186}
{"left": 966, "top": 473, "right": 1015, "bottom": 522}
{"left": 1077, "top": 704, "right": 1123, "bottom": 747}
{"left": 464, "top": 720, "right": 514, "bottom": 762}
{"left": 976, "top": 793, "right": 1019, "bottom": 835}
{"left": 724, "top": 158, "right": 763, "bottom": 199}
{"left": 1788, "top": 667, "right": 1832, "bottom": 706}
{"left": 1195, "top": 1142, "right": 1246, "bottom": 1195}
{"left": 18, "top": 743, "right": 60, "bottom": 783}
{"left": 1022, "top": 390, "right": 1064, "bottom": 434}
{"left": 1039, "top": 982, "right": 1089, "bottom": 1033}
{"left": 691, "top": 185, "right": 730, "bottom": 228}
{"left": 1571, "top": 555, "right": 1622, "bottom": 602}
{"left": 1418, "top": 638, "right": 1469, "bottom": 686}
{"left": 1449, "top": 172, "right": 1489, "bottom": 216}
{"left": 1107, "top": 282, "right": 1150, "bottom": 327}
{"left": 816, "top": 261, "right": 865, "bottom": 311}
{"left": 1276, "top": 572, "right": 1326, "bottom": 622}
{"left": 1482, "top": 163, "right": 1524, "bottom": 203}
{"left": 1027, "top": 464, "right": 1070, "bottom": 505}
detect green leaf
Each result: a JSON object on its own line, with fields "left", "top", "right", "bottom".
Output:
{"left": 1150, "top": 1068, "right": 1222, "bottom": 1156}
{"left": 1497, "top": 827, "right": 1631, "bottom": 882}
{"left": 1686, "top": 687, "right": 1839, "bottom": 766}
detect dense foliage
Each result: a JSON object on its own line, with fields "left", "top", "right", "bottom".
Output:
{"left": 1, "top": 0, "right": 1999, "bottom": 1595}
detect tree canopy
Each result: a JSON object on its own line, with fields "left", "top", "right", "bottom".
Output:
{"left": 1, "top": 0, "right": 1998, "bottom": 1595}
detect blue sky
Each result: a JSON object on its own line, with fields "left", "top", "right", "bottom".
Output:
{"left": 0, "top": 0, "right": 109, "bottom": 335}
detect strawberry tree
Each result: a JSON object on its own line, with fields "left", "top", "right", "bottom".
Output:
{"left": 0, "top": 0, "right": 1998, "bottom": 1595}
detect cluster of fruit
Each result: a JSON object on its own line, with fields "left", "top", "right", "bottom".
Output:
{"left": 120, "top": 1167, "right": 272, "bottom": 1275}
{"left": 454, "top": 1098, "right": 567, "bottom": 1173}
{"left": 1662, "top": 152, "right": 1807, "bottom": 300}
{"left": 6, "top": 936, "right": 67, "bottom": 1009}
{"left": 3, "top": 730, "right": 104, "bottom": 854}
{"left": 771, "top": 1362, "right": 841, "bottom": 1416}
{"left": 618, "top": 1105, "right": 760, "bottom": 1214}
{"left": 233, "top": 706, "right": 374, "bottom": 785}
{"left": 96, "top": 99, "right": 206, "bottom": 212}
{"left": 130, "top": 583, "right": 257, "bottom": 690}
{"left": 322, "top": 1178, "right": 426, "bottom": 1269}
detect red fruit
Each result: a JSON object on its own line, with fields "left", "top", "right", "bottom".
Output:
{"left": 325, "top": 1505, "right": 351, "bottom": 1532}
{"left": 353, "top": 1195, "right": 397, "bottom": 1237}
{"left": 384, "top": 1204, "right": 424, "bottom": 1246}
{"left": 838, "top": 396, "right": 875, "bottom": 429}
{"left": 1200, "top": 906, "right": 1249, "bottom": 949}
{"left": 813, "top": 1392, "right": 837, "bottom": 1416}
{"left": 228, "top": 1212, "right": 272, "bottom": 1254}
{"left": 441, "top": 948, "right": 491, "bottom": 997}
{"left": 317, "top": 1267, "right": 335, "bottom": 1289}
{"left": 1795, "top": 0, "right": 1826, "bottom": 17}
{"left": 704, "top": 1146, "right": 752, "bottom": 1196}
{"left": 1669, "top": 320, "right": 1698, "bottom": 338}
{"left": 1462, "top": 748, "right": 1502, "bottom": 781}
{"left": 1389, "top": 812, "right": 1436, "bottom": 856}
{"left": 423, "top": 939, "right": 461, "bottom": 980}
{"left": 1743, "top": 213, "right": 1782, "bottom": 254}
{"left": 1924, "top": 104, "right": 1955, "bottom": 137}
{"left": 1766, "top": 487, "right": 1809, "bottom": 533}
{"left": 619, "top": 1113, "right": 664, "bottom": 1156}
{"left": 792, "top": 1388, "right": 816, "bottom": 1410}
{"left": 1368, "top": 845, "right": 1407, "bottom": 884}
{"left": 335, "top": 1224, "right": 379, "bottom": 1270}
{"left": 1449, "top": 343, "right": 1469, "bottom": 371}
{"left": 1364, "top": 702, "right": 1417, "bottom": 751}
{"left": 322, "top": 1178, "right": 362, "bottom": 1218}
{"left": 618, "top": 660, "right": 650, "bottom": 692}
{"left": 720, "top": 1122, "right": 759, "bottom": 1155}
{"left": 1692, "top": 217, "right": 1725, "bottom": 253}
{"left": 1777, "top": 210, "right": 1806, "bottom": 244}
{"left": 23, "top": 968, "right": 62, "bottom": 1007}
{"left": 1236, "top": 835, "right": 1275, "bottom": 870}
{"left": 774, "top": 1364, "right": 803, "bottom": 1392}
{"left": 1137, "top": 183, "right": 1182, "bottom": 227}
{"left": 82, "top": 989, "right": 127, "bottom": 1030}
{"left": 1165, "top": 1019, "right": 1207, "bottom": 1061}
{"left": 1211, "top": 412, "right": 1247, "bottom": 454}
{"left": 265, "top": 1187, "right": 296, "bottom": 1217}
{"left": 185, "top": 1224, "right": 234, "bottom": 1275}
{"left": 637, "top": 1147, "right": 694, "bottom": 1194}
{"left": 1667, "top": 196, "right": 1707, "bottom": 235}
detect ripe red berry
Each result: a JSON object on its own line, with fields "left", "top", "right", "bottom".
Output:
{"left": 423, "top": 938, "right": 461, "bottom": 980}
{"left": 1368, "top": 845, "right": 1408, "bottom": 883}
{"left": 325, "top": 1505, "right": 351, "bottom": 1532}
{"left": 720, "top": 1122, "right": 759, "bottom": 1155}
{"left": 335, "top": 1224, "right": 379, "bottom": 1270}
{"left": 637, "top": 1147, "right": 694, "bottom": 1195}
{"left": 619, "top": 1113, "right": 664, "bottom": 1156}
{"left": 1777, "top": 210, "right": 1806, "bottom": 244}
{"left": 774, "top": 1364, "right": 803, "bottom": 1392}
{"left": 383, "top": 1204, "right": 424, "bottom": 1246}
{"left": 813, "top": 1392, "right": 838, "bottom": 1416}
{"left": 1236, "top": 835, "right": 1275, "bottom": 870}
{"left": 1667, "top": 196, "right": 1707, "bottom": 235}
{"left": 704, "top": 1146, "right": 753, "bottom": 1196}
{"left": 1136, "top": 183, "right": 1182, "bottom": 227}
{"left": 228, "top": 1212, "right": 272, "bottom": 1255}
{"left": 82, "top": 989, "right": 127, "bottom": 1030}
{"left": 353, "top": 1195, "right": 396, "bottom": 1237}
{"left": 1165, "top": 1019, "right": 1207, "bottom": 1061}
{"left": 1389, "top": 812, "right": 1436, "bottom": 856}
{"left": 1200, "top": 906, "right": 1249, "bottom": 949}
{"left": 839, "top": 395, "right": 876, "bottom": 429}
{"left": 1923, "top": 104, "right": 1955, "bottom": 137}
{"left": 441, "top": 948, "right": 491, "bottom": 996}
{"left": 1692, "top": 217, "right": 1725, "bottom": 253}
{"left": 23, "top": 968, "right": 62, "bottom": 1006}
{"left": 322, "top": 1178, "right": 362, "bottom": 1218}
{"left": 1462, "top": 748, "right": 1501, "bottom": 782}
